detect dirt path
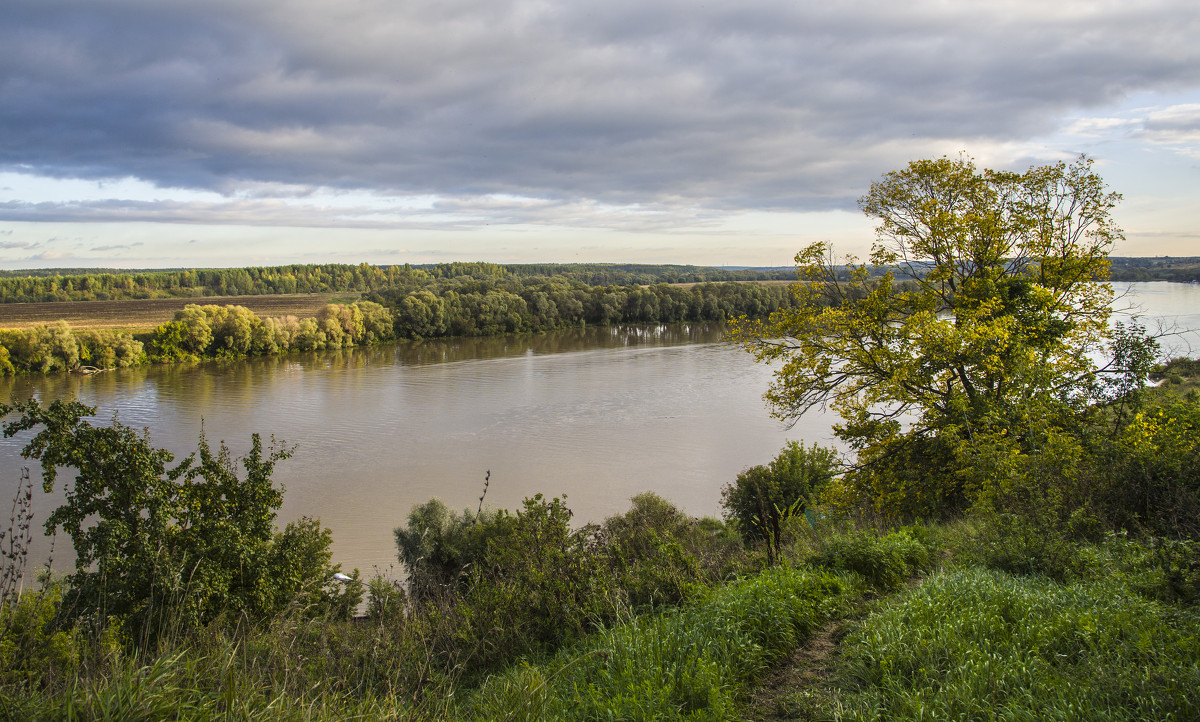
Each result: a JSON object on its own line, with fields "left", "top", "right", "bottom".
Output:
{"left": 742, "top": 575, "right": 927, "bottom": 720}
{"left": 742, "top": 618, "right": 848, "bottom": 721}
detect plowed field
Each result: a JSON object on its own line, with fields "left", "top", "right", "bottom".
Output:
{"left": 0, "top": 294, "right": 341, "bottom": 332}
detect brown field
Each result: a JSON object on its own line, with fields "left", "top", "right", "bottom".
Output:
{"left": 0, "top": 293, "right": 347, "bottom": 332}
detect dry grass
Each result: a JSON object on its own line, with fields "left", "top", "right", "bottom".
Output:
{"left": 0, "top": 293, "right": 344, "bottom": 332}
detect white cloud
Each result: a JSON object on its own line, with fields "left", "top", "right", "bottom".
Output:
{"left": 1139, "top": 103, "right": 1200, "bottom": 157}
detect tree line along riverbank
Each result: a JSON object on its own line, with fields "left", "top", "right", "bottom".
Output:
{"left": 0, "top": 262, "right": 797, "bottom": 304}
{"left": 0, "top": 256, "right": 1192, "bottom": 305}
{"left": 0, "top": 271, "right": 800, "bottom": 375}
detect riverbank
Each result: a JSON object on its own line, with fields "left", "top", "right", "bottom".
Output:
{"left": 0, "top": 274, "right": 798, "bottom": 377}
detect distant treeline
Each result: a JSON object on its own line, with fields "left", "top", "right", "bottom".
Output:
{"left": 1110, "top": 257, "right": 1200, "bottom": 283}
{"left": 0, "top": 277, "right": 798, "bottom": 374}
{"left": 3, "top": 257, "right": 1196, "bottom": 304}
{"left": 371, "top": 277, "right": 799, "bottom": 338}
{"left": 0, "top": 262, "right": 795, "bottom": 303}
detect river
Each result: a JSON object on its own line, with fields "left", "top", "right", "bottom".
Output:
{"left": 2, "top": 282, "right": 1197, "bottom": 576}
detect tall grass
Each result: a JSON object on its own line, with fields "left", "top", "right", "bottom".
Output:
{"left": 459, "top": 566, "right": 863, "bottom": 721}
{"left": 825, "top": 566, "right": 1200, "bottom": 721}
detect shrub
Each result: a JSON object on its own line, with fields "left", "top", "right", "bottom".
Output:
{"left": 393, "top": 499, "right": 514, "bottom": 599}
{"left": 1100, "top": 533, "right": 1200, "bottom": 606}
{"left": 462, "top": 495, "right": 615, "bottom": 665}
{"left": 722, "top": 441, "right": 839, "bottom": 558}
{"left": 601, "top": 492, "right": 704, "bottom": 608}
{"left": 1095, "top": 395, "right": 1200, "bottom": 539}
{"left": 963, "top": 511, "right": 1098, "bottom": 582}
{"left": 811, "top": 528, "right": 930, "bottom": 591}
{"left": 0, "top": 399, "right": 348, "bottom": 644}
{"left": 365, "top": 573, "right": 407, "bottom": 623}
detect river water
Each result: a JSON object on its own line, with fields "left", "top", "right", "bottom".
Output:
{"left": 2, "top": 282, "right": 1197, "bottom": 576}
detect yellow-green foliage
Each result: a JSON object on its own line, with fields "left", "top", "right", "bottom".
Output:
{"left": 0, "top": 322, "right": 144, "bottom": 375}
{"left": 1099, "top": 394, "right": 1200, "bottom": 539}
{"left": 0, "top": 300, "right": 396, "bottom": 374}
{"left": 732, "top": 155, "right": 1122, "bottom": 519}
{"left": 149, "top": 301, "right": 395, "bottom": 359}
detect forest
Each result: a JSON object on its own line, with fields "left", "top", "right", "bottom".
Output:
{"left": 1109, "top": 256, "right": 1200, "bottom": 282}
{"left": 0, "top": 262, "right": 795, "bottom": 304}
{"left": 0, "top": 255, "right": 1187, "bottom": 306}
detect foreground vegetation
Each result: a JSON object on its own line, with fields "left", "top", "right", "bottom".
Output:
{"left": 823, "top": 564, "right": 1199, "bottom": 720}
{"left": 2, "top": 456, "right": 1196, "bottom": 720}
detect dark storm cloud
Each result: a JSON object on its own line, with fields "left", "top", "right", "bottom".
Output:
{"left": 3, "top": 0, "right": 1199, "bottom": 215}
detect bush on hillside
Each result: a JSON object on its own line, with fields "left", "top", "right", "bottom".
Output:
{"left": 810, "top": 528, "right": 931, "bottom": 591}
{"left": 722, "top": 441, "right": 839, "bottom": 559}
{"left": 393, "top": 499, "right": 515, "bottom": 599}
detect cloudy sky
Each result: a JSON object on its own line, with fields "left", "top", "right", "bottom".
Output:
{"left": 1, "top": 0, "right": 1198, "bottom": 269}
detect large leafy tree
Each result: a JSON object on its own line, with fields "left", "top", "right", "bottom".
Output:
{"left": 730, "top": 155, "right": 1126, "bottom": 515}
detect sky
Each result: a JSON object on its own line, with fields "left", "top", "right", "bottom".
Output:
{"left": 1, "top": 0, "right": 1198, "bottom": 270}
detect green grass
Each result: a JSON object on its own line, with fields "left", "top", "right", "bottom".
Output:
{"left": 457, "top": 566, "right": 863, "bottom": 721}
{"left": 822, "top": 566, "right": 1200, "bottom": 721}
{"left": 7, "top": 514, "right": 1199, "bottom": 721}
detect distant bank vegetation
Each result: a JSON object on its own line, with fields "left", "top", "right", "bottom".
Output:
{"left": 0, "top": 261, "right": 795, "bottom": 304}
{"left": 0, "top": 262, "right": 800, "bottom": 375}
{"left": 0, "top": 256, "right": 1192, "bottom": 376}
{"left": 0, "top": 256, "right": 1189, "bottom": 307}
{"left": 1109, "top": 256, "right": 1200, "bottom": 283}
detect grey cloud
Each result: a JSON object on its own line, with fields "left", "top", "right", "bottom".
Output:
{"left": 0, "top": 195, "right": 723, "bottom": 234}
{"left": 24, "top": 251, "right": 67, "bottom": 261}
{"left": 91, "top": 242, "right": 144, "bottom": 251}
{"left": 2, "top": 0, "right": 1199, "bottom": 213}
{"left": 1140, "top": 105, "right": 1200, "bottom": 148}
